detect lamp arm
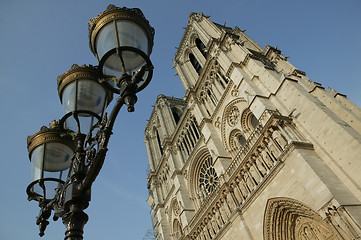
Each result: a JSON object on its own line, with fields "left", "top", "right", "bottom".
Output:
{"left": 80, "top": 96, "right": 125, "bottom": 192}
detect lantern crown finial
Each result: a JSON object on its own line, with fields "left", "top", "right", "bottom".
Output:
{"left": 88, "top": 4, "right": 155, "bottom": 59}
{"left": 27, "top": 120, "right": 75, "bottom": 158}
{"left": 88, "top": 5, "right": 154, "bottom": 40}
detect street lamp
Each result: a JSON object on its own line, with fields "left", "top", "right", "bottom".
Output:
{"left": 26, "top": 5, "right": 154, "bottom": 240}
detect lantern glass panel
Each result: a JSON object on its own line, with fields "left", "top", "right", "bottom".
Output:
{"left": 96, "top": 21, "right": 148, "bottom": 74}
{"left": 64, "top": 115, "right": 97, "bottom": 134}
{"left": 62, "top": 79, "right": 107, "bottom": 115}
{"left": 96, "top": 22, "right": 116, "bottom": 61}
{"left": 30, "top": 143, "right": 73, "bottom": 200}
{"left": 31, "top": 144, "right": 44, "bottom": 182}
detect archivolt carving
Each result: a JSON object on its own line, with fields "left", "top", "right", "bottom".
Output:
{"left": 241, "top": 108, "right": 259, "bottom": 136}
{"left": 187, "top": 148, "right": 215, "bottom": 204}
{"left": 227, "top": 106, "right": 240, "bottom": 127}
{"left": 228, "top": 129, "right": 244, "bottom": 152}
{"left": 264, "top": 197, "right": 339, "bottom": 240}
{"left": 189, "top": 33, "right": 200, "bottom": 47}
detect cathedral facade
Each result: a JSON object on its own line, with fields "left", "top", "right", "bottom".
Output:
{"left": 144, "top": 13, "right": 361, "bottom": 240}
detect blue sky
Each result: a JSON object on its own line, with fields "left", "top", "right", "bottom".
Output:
{"left": 0, "top": 0, "right": 360, "bottom": 239}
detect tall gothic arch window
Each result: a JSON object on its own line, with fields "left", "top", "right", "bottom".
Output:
{"left": 195, "top": 38, "right": 207, "bottom": 58}
{"left": 189, "top": 53, "right": 202, "bottom": 75}
{"left": 171, "top": 107, "right": 181, "bottom": 125}
{"left": 156, "top": 129, "right": 163, "bottom": 155}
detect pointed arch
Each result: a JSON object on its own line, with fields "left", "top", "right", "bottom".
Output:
{"left": 264, "top": 197, "right": 339, "bottom": 240}
{"left": 189, "top": 52, "right": 202, "bottom": 75}
{"left": 229, "top": 129, "right": 246, "bottom": 152}
{"left": 195, "top": 38, "right": 207, "bottom": 58}
{"left": 241, "top": 108, "right": 259, "bottom": 135}
{"left": 171, "top": 107, "right": 182, "bottom": 125}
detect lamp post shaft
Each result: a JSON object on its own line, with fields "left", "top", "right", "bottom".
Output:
{"left": 63, "top": 203, "right": 88, "bottom": 240}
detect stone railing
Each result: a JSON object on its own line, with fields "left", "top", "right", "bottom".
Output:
{"left": 182, "top": 110, "right": 309, "bottom": 240}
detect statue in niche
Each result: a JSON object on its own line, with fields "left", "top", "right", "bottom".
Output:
{"left": 244, "top": 170, "right": 256, "bottom": 192}
{"left": 326, "top": 206, "right": 359, "bottom": 239}
{"left": 248, "top": 163, "right": 261, "bottom": 184}
{"left": 220, "top": 195, "right": 231, "bottom": 218}
{"left": 238, "top": 179, "right": 249, "bottom": 199}
{"left": 226, "top": 192, "right": 236, "bottom": 211}
{"left": 258, "top": 145, "right": 274, "bottom": 168}
{"left": 213, "top": 207, "right": 223, "bottom": 227}
{"left": 271, "top": 126, "right": 288, "bottom": 150}
{"left": 209, "top": 213, "right": 219, "bottom": 234}
{"left": 265, "top": 137, "right": 281, "bottom": 159}
{"left": 253, "top": 154, "right": 267, "bottom": 176}
{"left": 216, "top": 202, "right": 226, "bottom": 224}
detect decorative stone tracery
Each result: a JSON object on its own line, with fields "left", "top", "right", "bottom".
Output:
{"left": 199, "top": 157, "right": 219, "bottom": 195}
{"left": 221, "top": 98, "right": 249, "bottom": 153}
{"left": 227, "top": 106, "right": 240, "bottom": 127}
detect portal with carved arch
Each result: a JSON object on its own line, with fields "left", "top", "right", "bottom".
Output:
{"left": 263, "top": 197, "right": 342, "bottom": 240}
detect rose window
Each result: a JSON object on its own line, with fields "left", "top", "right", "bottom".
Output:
{"left": 199, "top": 157, "right": 219, "bottom": 194}
{"left": 227, "top": 106, "right": 240, "bottom": 126}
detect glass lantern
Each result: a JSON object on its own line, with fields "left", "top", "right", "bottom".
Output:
{"left": 88, "top": 5, "right": 155, "bottom": 77}
{"left": 57, "top": 64, "right": 112, "bottom": 133}
{"left": 26, "top": 121, "right": 75, "bottom": 202}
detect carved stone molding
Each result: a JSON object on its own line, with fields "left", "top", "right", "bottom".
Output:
{"left": 227, "top": 106, "right": 240, "bottom": 127}
{"left": 221, "top": 98, "right": 248, "bottom": 152}
{"left": 264, "top": 197, "right": 339, "bottom": 240}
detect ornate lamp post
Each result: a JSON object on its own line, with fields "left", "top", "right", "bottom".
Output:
{"left": 26, "top": 5, "right": 154, "bottom": 240}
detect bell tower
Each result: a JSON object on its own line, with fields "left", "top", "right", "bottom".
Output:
{"left": 146, "top": 12, "right": 361, "bottom": 240}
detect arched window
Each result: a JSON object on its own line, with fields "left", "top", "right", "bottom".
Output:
{"left": 237, "top": 134, "right": 247, "bottom": 146}
{"left": 195, "top": 38, "right": 207, "bottom": 58}
{"left": 189, "top": 53, "right": 202, "bottom": 75}
{"left": 250, "top": 114, "right": 259, "bottom": 129}
{"left": 171, "top": 107, "right": 181, "bottom": 124}
{"left": 241, "top": 109, "right": 259, "bottom": 135}
{"left": 156, "top": 129, "right": 163, "bottom": 155}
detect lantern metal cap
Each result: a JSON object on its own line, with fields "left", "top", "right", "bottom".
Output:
{"left": 27, "top": 120, "right": 75, "bottom": 159}
{"left": 57, "top": 64, "right": 113, "bottom": 104}
{"left": 88, "top": 4, "right": 155, "bottom": 59}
